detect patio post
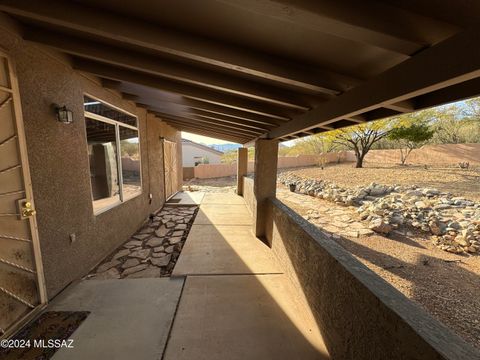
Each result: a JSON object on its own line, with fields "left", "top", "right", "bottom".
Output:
{"left": 236, "top": 147, "right": 248, "bottom": 195}
{"left": 253, "top": 138, "right": 278, "bottom": 239}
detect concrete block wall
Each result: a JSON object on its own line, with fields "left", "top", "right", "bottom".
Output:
{"left": 265, "top": 198, "right": 480, "bottom": 360}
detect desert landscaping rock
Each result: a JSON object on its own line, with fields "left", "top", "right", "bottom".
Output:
{"left": 133, "top": 233, "right": 150, "bottom": 240}
{"left": 153, "top": 246, "right": 165, "bottom": 253}
{"left": 151, "top": 254, "right": 172, "bottom": 267}
{"left": 146, "top": 237, "right": 163, "bottom": 247}
{"left": 122, "top": 263, "right": 148, "bottom": 276}
{"left": 89, "top": 205, "right": 198, "bottom": 279}
{"left": 127, "top": 266, "right": 161, "bottom": 279}
{"left": 152, "top": 251, "right": 167, "bottom": 258}
{"left": 279, "top": 171, "right": 480, "bottom": 255}
{"left": 155, "top": 226, "right": 169, "bottom": 237}
{"left": 112, "top": 249, "right": 131, "bottom": 260}
{"left": 96, "top": 259, "right": 121, "bottom": 273}
{"left": 169, "top": 237, "right": 182, "bottom": 245}
{"left": 122, "top": 258, "right": 140, "bottom": 269}
{"left": 124, "top": 240, "right": 143, "bottom": 248}
{"left": 129, "top": 249, "right": 151, "bottom": 259}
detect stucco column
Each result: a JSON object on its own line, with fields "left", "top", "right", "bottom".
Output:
{"left": 236, "top": 147, "right": 248, "bottom": 195}
{"left": 253, "top": 139, "right": 278, "bottom": 239}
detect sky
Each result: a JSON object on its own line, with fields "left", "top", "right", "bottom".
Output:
{"left": 181, "top": 131, "right": 238, "bottom": 145}
{"left": 181, "top": 131, "right": 295, "bottom": 146}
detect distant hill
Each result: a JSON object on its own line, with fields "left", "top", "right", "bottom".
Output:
{"left": 209, "top": 143, "right": 242, "bottom": 152}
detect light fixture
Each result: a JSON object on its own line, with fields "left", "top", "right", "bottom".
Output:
{"left": 55, "top": 105, "right": 73, "bottom": 124}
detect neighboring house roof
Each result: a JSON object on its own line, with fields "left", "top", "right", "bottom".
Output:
{"left": 181, "top": 139, "right": 224, "bottom": 155}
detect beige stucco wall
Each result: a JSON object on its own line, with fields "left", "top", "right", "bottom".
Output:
{"left": 266, "top": 198, "right": 479, "bottom": 359}
{"left": 193, "top": 154, "right": 331, "bottom": 179}
{"left": 242, "top": 176, "right": 255, "bottom": 215}
{"left": 182, "top": 143, "right": 222, "bottom": 166}
{"left": 0, "top": 18, "right": 181, "bottom": 298}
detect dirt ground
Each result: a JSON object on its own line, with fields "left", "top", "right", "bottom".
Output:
{"left": 186, "top": 174, "right": 480, "bottom": 350}
{"left": 283, "top": 163, "right": 480, "bottom": 201}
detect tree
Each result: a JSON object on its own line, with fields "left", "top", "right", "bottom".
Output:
{"left": 332, "top": 120, "right": 390, "bottom": 168}
{"left": 388, "top": 123, "right": 434, "bottom": 164}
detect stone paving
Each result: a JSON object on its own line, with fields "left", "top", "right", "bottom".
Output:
{"left": 87, "top": 206, "right": 198, "bottom": 279}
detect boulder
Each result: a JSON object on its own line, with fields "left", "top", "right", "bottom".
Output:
{"left": 368, "top": 219, "right": 393, "bottom": 235}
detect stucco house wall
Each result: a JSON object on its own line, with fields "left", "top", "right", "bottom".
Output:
{"left": 0, "top": 17, "right": 182, "bottom": 298}
{"left": 182, "top": 141, "right": 223, "bottom": 166}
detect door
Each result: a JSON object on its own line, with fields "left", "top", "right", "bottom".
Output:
{"left": 163, "top": 139, "right": 178, "bottom": 200}
{"left": 0, "top": 51, "right": 47, "bottom": 338}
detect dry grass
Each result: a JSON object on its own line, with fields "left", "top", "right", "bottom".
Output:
{"left": 284, "top": 162, "right": 480, "bottom": 200}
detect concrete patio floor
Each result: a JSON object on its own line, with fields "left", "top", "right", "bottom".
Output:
{"left": 46, "top": 192, "right": 329, "bottom": 359}
{"left": 50, "top": 278, "right": 183, "bottom": 360}
{"left": 168, "top": 191, "right": 205, "bottom": 205}
{"left": 172, "top": 224, "right": 282, "bottom": 276}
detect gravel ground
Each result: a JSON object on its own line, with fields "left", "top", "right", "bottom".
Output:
{"left": 283, "top": 163, "right": 480, "bottom": 201}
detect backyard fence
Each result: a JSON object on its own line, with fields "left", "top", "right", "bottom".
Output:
{"left": 188, "top": 154, "right": 349, "bottom": 179}
{"left": 184, "top": 143, "right": 480, "bottom": 179}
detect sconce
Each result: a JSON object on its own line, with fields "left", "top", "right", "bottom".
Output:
{"left": 55, "top": 105, "right": 73, "bottom": 124}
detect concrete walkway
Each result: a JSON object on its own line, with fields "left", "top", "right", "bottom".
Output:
{"left": 47, "top": 192, "right": 329, "bottom": 359}
{"left": 166, "top": 193, "right": 330, "bottom": 359}
{"left": 51, "top": 278, "right": 183, "bottom": 360}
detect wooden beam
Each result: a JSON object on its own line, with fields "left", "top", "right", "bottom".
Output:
{"left": 188, "top": 110, "right": 275, "bottom": 130}
{"left": 152, "top": 112, "right": 263, "bottom": 136}
{"left": 170, "top": 122, "right": 248, "bottom": 143}
{"left": 344, "top": 115, "right": 366, "bottom": 123}
{"left": 73, "top": 59, "right": 295, "bottom": 120}
{"left": 157, "top": 116, "right": 254, "bottom": 141}
{"left": 161, "top": 117, "right": 253, "bottom": 138}
{"left": 382, "top": 99, "right": 415, "bottom": 113}
{"left": 0, "top": 0, "right": 359, "bottom": 93}
{"left": 150, "top": 110, "right": 265, "bottom": 136}
{"left": 268, "top": 27, "right": 480, "bottom": 139}
{"left": 220, "top": 0, "right": 433, "bottom": 55}
{"left": 122, "top": 91, "right": 286, "bottom": 126}
{"left": 414, "top": 77, "right": 480, "bottom": 110}
{"left": 24, "top": 27, "right": 320, "bottom": 109}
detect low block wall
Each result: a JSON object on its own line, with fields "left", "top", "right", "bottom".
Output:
{"left": 266, "top": 198, "right": 479, "bottom": 360}
{"left": 193, "top": 154, "right": 328, "bottom": 179}
{"left": 243, "top": 176, "right": 255, "bottom": 215}
{"left": 183, "top": 166, "right": 195, "bottom": 180}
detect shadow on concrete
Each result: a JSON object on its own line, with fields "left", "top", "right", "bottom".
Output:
{"left": 163, "top": 195, "right": 330, "bottom": 359}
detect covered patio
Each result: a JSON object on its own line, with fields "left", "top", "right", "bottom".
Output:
{"left": 47, "top": 192, "right": 329, "bottom": 360}
{"left": 1, "top": 1, "right": 480, "bottom": 358}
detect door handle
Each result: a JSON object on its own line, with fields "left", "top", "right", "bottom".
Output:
{"left": 20, "top": 201, "right": 36, "bottom": 218}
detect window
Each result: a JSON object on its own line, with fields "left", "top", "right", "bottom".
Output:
{"left": 84, "top": 95, "right": 142, "bottom": 214}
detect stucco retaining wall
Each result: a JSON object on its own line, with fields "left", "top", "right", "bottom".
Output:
{"left": 266, "top": 198, "right": 480, "bottom": 360}
{"left": 0, "top": 19, "right": 182, "bottom": 298}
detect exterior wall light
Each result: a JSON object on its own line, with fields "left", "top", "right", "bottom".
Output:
{"left": 55, "top": 105, "right": 73, "bottom": 124}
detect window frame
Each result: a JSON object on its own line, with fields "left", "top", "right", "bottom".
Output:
{"left": 83, "top": 94, "right": 142, "bottom": 215}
